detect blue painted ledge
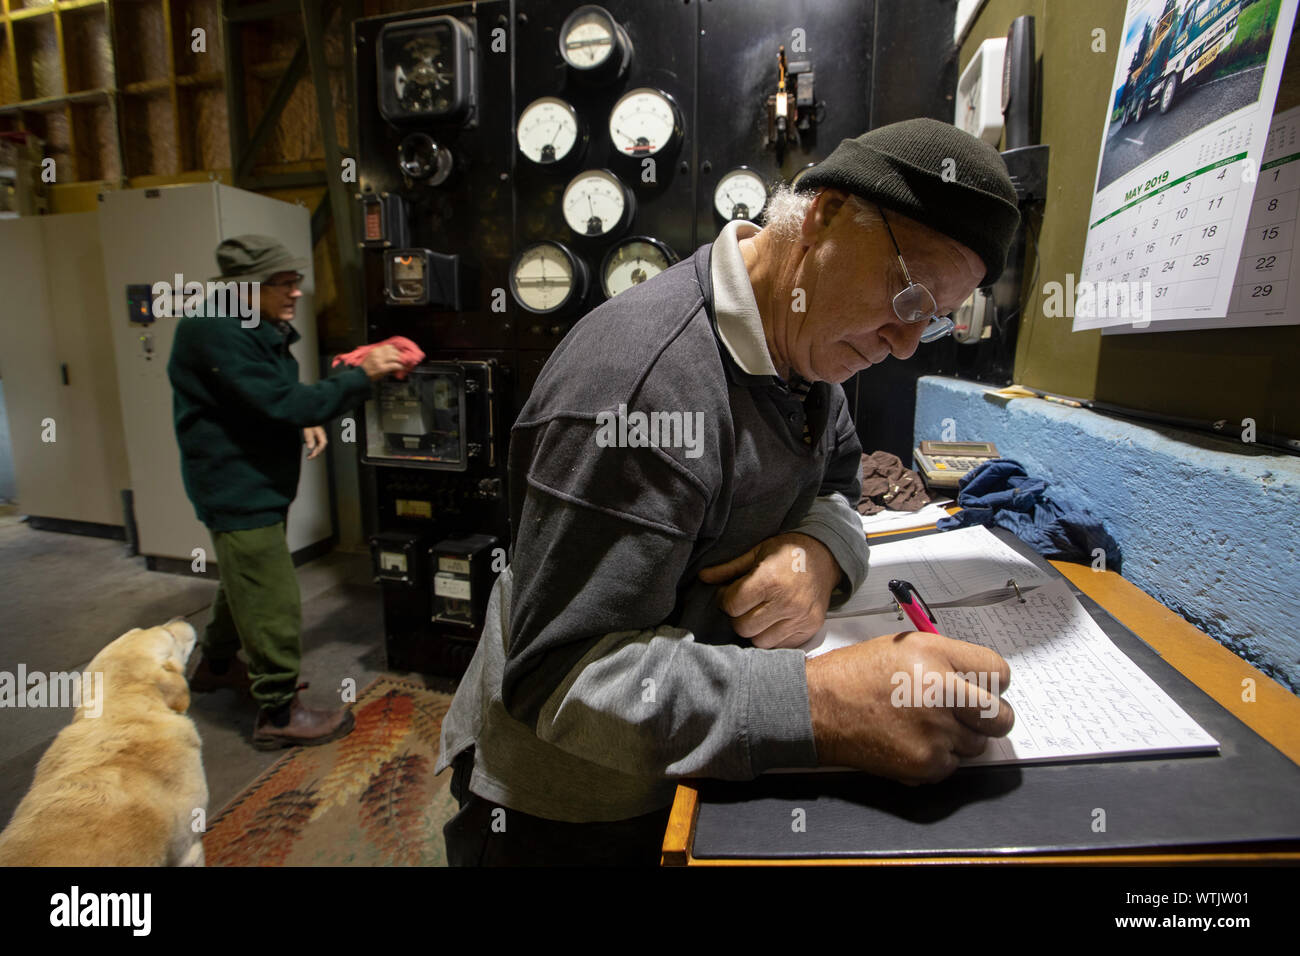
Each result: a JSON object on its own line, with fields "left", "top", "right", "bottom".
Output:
{"left": 914, "top": 376, "right": 1300, "bottom": 694}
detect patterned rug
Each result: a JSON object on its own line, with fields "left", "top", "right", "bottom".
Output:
{"left": 204, "top": 677, "right": 459, "bottom": 866}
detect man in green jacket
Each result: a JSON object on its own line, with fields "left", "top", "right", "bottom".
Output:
{"left": 168, "top": 235, "right": 406, "bottom": 749}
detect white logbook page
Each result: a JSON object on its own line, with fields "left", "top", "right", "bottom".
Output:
{"left": 801, "top": 579, "right": 1220, "bottom": 766}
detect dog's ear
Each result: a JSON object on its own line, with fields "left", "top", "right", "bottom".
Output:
{"left": 158, "top": 669, "right": 191, "bottom": 714}
{"left": 161, "top": 619, "right": 198, "bottom": 667}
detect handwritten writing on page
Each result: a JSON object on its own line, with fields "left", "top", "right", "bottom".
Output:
{"left": 802, "top": 579, "right": 1218, "bottom": 766}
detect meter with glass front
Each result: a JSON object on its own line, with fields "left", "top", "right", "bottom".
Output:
{"left": 516, "top": 96, "right": 586, "bottom": 166}
{"left": 562, "top": 168, "right": 634, "bottom": 238}
{"left": 510, "top": 240, "right": 589, "bottom": 314}
{"left": 608, "top": 87, "right": 682, "bottom": 159}
{"left": 376, "top": 16, "right": 477, "bottom": 125}
{"left": 558, "top": 5, "right": 632, "bottom": 81}
{"left": 601, "top": 237, "right": 677, "bottom": 298}
{"left": 363, "top": 365, "right": 468, "bottom": 470}
{"left": 714, "top": 166, "right": 768, "bottom": 222}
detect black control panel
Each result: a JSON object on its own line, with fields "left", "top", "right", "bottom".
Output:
{"left": 354, "top": 0, "right": 883, "bottom": 676}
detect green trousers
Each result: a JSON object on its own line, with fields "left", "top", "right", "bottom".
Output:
{"left": 203, "top": 521, "right": 301, "bottom": 709}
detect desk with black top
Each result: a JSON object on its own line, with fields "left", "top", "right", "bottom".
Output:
{"left": 661, "top": 522, "right": 1300, "bottom": 866}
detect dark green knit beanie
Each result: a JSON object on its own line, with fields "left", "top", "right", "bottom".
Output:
{"left": 795, "top": 118, "right": 1021, "bottom": 285}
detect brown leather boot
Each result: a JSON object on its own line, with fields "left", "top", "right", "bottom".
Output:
{"left": 252, "top": 692, "right": 356, "bottom": 751}
{"left": 188, "top": 653, "right": 252, "bottom": 695}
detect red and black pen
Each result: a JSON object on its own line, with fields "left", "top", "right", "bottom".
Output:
{"left": 887, "top": 579, "right": 941, "bottom": 634}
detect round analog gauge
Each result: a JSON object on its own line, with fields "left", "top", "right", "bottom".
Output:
{"left": 601, "top": 237, "right": 677, "bottom": 298}
{"left": 510, "top": 241, "right": 589, "bottom": 314}
{"left": 562, "top": 169, "right": 634, "bottom": 238}
{"left": 559, "top": 5, "right": 629, "bottom": 73}
{"left": 517, "top": 97, "right": 584, "bottom": 166}
{"left": 714, "top": 167, "right": 768, "bottom": 221}
{"left": 790, "top": 161, "right": 818, "bottom": 189}
{"left": 608, "top": 88, "right": 681, "bottom": 158}
{"left": 399, "top": 132, "right": 453, "bottom": 185}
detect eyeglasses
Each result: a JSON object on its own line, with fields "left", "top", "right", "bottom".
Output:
{"left": 262, "top": 273, "right": 304, "bottom": 290}
{"left": 877, "top": 207, "right": 954, "bottom": 343}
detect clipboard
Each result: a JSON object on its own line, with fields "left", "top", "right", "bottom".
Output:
{"left": 689, "top": 526, "right": 1300, "bottom": 859}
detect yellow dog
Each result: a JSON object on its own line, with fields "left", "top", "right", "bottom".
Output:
{"left": 0, "top": 620, "right": 208, "bottom": 866}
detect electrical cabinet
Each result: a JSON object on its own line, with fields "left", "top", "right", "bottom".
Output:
{"left": 0, "top": 213, "right": 129, "bottom": 529}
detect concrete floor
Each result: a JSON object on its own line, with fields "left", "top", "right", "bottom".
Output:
{"left": 0, "top": 510, "right": 450, "bottom": 831}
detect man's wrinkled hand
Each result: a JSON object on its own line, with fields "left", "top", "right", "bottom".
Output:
{"left": 361, "top": 344, "right": 406, "bottom": 381}
{"left": 303, "top": 426, "right": 328, "bottom": 460}
{"left": 698, "top": 532, "right": 842, "bottom": 649}
{"left": 806, "top": 632, "right": 1015, "bottom": 784}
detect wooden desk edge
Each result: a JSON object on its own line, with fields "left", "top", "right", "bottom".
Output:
{"left": 660, "top": 783, "right": 699, "bottom": 866}
{"left": 662, "top": 521, "right": 1300, "bottom": 866}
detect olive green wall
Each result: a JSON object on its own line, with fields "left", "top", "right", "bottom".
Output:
{"left": 960, "top": 0, "right": 1300, "bottom": 438}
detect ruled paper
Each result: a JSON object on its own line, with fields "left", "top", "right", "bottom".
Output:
{"left": 801, "top": 579, "right": 1219, "bottom": 765}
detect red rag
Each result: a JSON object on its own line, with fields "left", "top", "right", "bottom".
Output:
{"left": 332, "top": 335, "right": 425, "bottom": 381}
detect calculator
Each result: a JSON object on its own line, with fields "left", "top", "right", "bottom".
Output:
{"left": 912, "top": 441, "right": 1000, "bottom": 491}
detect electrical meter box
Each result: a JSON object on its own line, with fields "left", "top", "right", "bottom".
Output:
{"left": 370, "top": 530, "right": 427, "bottom": 586}
{"left": 362, "top": 360, "right": 498, "bottom": 472}
{"left": 431, "top": 534, "right": 499, "bottom": 630}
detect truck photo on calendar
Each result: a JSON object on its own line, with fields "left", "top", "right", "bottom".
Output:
{"left": 1076, "top": 0, "right": 1296, "bottom": 330}
{"left": 1099, "top": 0, "right": 1285, "bottom": 190}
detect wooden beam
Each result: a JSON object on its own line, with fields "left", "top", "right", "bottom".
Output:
{"left": 0, "top": 88, "right": 111, "bottom": 115}
{"left": 101, "top": 0, "right": 125, "bottom": 184}
{"left": 8, "top": 6, "right": 59, "bottom": 22}
{"left": 220, "top": 0, "right": 248, "bottom": 184}
{"left": 300, "top": 0, "right": 362, "bottom": 341}
{"left": 2, "top": 14, "right": 20, "bottom": 111}
{"left": 239, "top": 168, "right": 325, "bottom": 189}
{"left": 51, "top": 5, "right": 75, "bottom": 180}
{"left": 340, "top": 0, "right": 362, "bottom": 153}
{"left": 310, "top": 187, "right": 331, "bottom": 243}
{"left": 162, "top": 0, "right": 183, "bottom": 173}
{"left": 226, "top": 0, "right": 301, "bottom": 23}
{"left": 236, "top": 37, "right": 307, "bottom": 181}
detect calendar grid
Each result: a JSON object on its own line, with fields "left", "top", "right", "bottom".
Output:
{"left": 1076, "top": 0, "right": 1298, "bottom": 332}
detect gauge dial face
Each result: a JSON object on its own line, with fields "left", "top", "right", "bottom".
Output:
{"left": 602, "top": 238, "right": 676, "bottom": 298}
{"left": 560, "top": 7, "right": 616, "bottom": 69}
{"left": 562, "top": 169, "right": 630, "bottom": 237}
{"left": 511, "top": 242, "right": 584, "bottom": 313}
{"left": 517, "top": 97, "right": 581, "bottom": 165}
{"left": 714, "top": 167, "right": 768, "bottom": 221}
{"left": 790, "top": 161, "right": 818, "bottom": 188}
{"left": 608, "top": 88, "right": 679, "bottom": 158}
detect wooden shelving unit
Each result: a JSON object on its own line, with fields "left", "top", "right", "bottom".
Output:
{"left": 0, "top": 0, "right": 230, "bottom": 184}
{"left": 0, "top": 1, "right": 436, "bottom": 189}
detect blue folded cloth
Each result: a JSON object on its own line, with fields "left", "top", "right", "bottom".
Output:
{"left": 935, "top": 458, "right": 1122, "bottom": 572}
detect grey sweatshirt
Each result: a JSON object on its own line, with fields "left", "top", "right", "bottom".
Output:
{"left": 436, "top": 222, "right": 870, "bottom": 822}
